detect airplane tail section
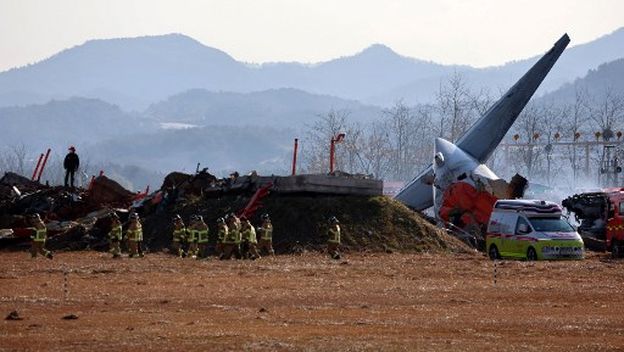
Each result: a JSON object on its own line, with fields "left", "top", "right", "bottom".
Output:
{"left": 395, "top": 34, "right": 570, "bottom": 211}
{"left": 457, "top": 33, "right": 570, "bottom": 163}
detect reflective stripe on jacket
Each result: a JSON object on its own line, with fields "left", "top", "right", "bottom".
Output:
{"left": 217, "top": 225, "right": 228, "bottom": 243}
{"left": 127, "top": 226, "right": 143, "bottom": 241}
{"left": 173, "top": 228, "right": 186, "bottom": 242}
{"left": 30, "top": 227, "right": 47, "bottom": 242}
{"left": 197, "top": 229, "right": 209, "bottom": 243}
{"left": 187, "top": 229, "right": 197, "bottom": 242}
{"left": 259, "top": 224, "right": 273, "bottom": 240}
{"left": 224, "top": 227, "right": 241, "bottom": 244}
{"left": 242, "top": 226, "right": 257, "bottom": 244}
{"left": 109, "top": 225, "right": 122, "bottom": 241}
{"left": 328, "top": 225, "right": 341, "bottom": 244}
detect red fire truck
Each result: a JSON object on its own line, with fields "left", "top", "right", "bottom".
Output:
{"left": 562, "top": 188, "right": 624, "bottom": 257}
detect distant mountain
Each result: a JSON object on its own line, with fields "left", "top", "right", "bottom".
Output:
{"left": 539, "top": 58, "right": 624, "bottom": 103}
{"left": 0, "top": 29, "right": 623, "bottom": 110}
{"left": 0, "top": 34, "right": 245, "bottom": 111}
{"left": 503, "top": 28, "right": 624, "bottom": 87}
{"left": 371, "top": 28, "right": 624, "bottom": 105}
{"left": 145, "top": 88, "right": 383, "bottom": 126}
{"left": 254, "top": 44, "right": 470, "bottom": 104}
{"left": 0, "top": 90, "right": 50, "bottom": 107}
{"left": 86, "top": 125, "right": 294, "bottom": 176}
{"left": 0, "top": 97, "right": 150, "bottom": 152}
{"left": 0, "top": 34, "right": 464, "bottom": 110}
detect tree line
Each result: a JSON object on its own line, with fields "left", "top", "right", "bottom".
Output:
{"left": 300, "top": 73, "right": 624, "bottom": 189}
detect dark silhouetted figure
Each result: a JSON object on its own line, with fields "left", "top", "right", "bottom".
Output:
{"left": 63, "top": 146, "right": 80, "bottom": 188}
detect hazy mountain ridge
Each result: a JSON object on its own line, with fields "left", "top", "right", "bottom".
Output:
{"left": 0, "top": 34, "right": 246, "bottom": 111}
{"left": 254, "top": 44, "right": 470, "bottom": 102}
{"left": 373, "top": 28, "right": 624, "bottom": 105}
{"left": 145, "top": 88, "right": 383, "bottom": 126}
{"left": 1, "top": 28, "right": 622, "bottom": 110}
{"left": 540, "top": 58, "right": 624, "bottom": 103}
{"left": 85, "top": 124, "right": 295, "bottom": 177}
{"left": 0, "top": 97, "right": 151, "bottom": 152}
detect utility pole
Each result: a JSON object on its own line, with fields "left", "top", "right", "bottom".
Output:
{"left": 329, "top": 133, "right": 346, "bottom": 174}
{"left": 292, "top": 138, "right": 298, "bottom": 176}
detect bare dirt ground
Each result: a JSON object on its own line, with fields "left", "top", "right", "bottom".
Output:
{"left": 2, "top": 250, "right": 624, "bottom": 351}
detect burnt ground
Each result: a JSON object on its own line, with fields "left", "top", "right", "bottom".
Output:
{"left": 2, "top": 251, "right": 624, "bottom": 351}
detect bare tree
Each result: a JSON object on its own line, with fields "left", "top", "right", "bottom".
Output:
{"left": 510, "top": 103, "right": 543, "bottom": 179}
{"left": 0, "top": 144, "right": 29, "bottom": 177}
{"left": 356, "top": 120, "right": 393, "bottom": 179}
{"left": 383, "top": 100, "right": 413, "bottom": 180}
{"left": 435, "top": 71, "right": 478, "bottom": 142}
{"left": 301, "top": 109, "right": 350, "bottom": 174}
{"left": 586, "top": 86, "right": 624, "bottom": 134}
{"left": 337, "top": 122, "right": 365, "bottom": 174}
{"left": 564, "top": 88, "right": 591, "bottom": 186}
{"left": 540, "top": 101, "right": 566, "bottom": 186}
{"left": 411, "top": 104, "right": 437, "bottom": 171}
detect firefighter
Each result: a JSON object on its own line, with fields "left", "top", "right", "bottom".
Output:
{"left": 187, "top": 215, "right": 199, "bottom": 259}
{"left": 171, "top": 214, "right": 187, "bottom": 258}
{"left": 108, "top": 213, "right": 122, "bottom": 258}
{"left": 126, "top": 212, "right": 144, "bottom": 258}
{"left": 240, "top": 216, "right": 260, "bottom": 260}
{"left": 195, "top": 215, "right": 210, "bottom": 259}
{"left": 220, "top": 215, "right": 241, "bottom": 260}
{"left": 257, "top": 213, "right": 274, "bottom": 256}
{"left": 327, "top": 216, "right": 341, "bottom": 260}
{"left": 228, "top": 212, "right": 241, "bottom": 231}
{"left": 215, "top": 217, "right": 227, "bottom": 256}
{"left": 231, "top": 213, "right": 242, "bottom": 258}
{"left": 239, "top": 216, "right": 249, "bottom": 257}
{"left": 63, "top": 146, "right": 80, "bottom": 188}
{"left": 28, "top": 213, "right": 53, "bottom": 259}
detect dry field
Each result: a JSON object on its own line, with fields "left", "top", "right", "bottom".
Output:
{"left": 2, "top": 251, "right": 624, "bottom": 351}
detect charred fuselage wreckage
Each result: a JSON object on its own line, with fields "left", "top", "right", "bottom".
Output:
{"left": 395, "top": 34, "right": 570, "bottom": 235}
{"left": 432, "top": 137, "right": 527, "bottom": 234}
{"left": 562, "top": 189, "right": 624, "bottom": 256}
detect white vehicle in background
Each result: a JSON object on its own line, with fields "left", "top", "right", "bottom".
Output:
{"left": 486, "top": 199, "right": 584, "bottom": 260}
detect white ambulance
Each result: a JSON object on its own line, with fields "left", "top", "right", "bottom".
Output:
{"left": 486, "top": 199, "right": 584, "bottom": 260}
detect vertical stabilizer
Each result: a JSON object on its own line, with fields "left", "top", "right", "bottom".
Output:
{"left": 457, "top": 34, "right": 570, "bottom": 162}
{"left": 395, "top": 34, "right": 570, "bottom": 210}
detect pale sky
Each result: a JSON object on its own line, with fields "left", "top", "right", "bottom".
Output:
{"left": 0, "top": 0, "right": 623, "bottom": 72}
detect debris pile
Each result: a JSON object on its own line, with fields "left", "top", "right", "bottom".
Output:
{"left": 87, "top": 176, "right": 135, "bottom": 207}
{"left": 0, "top": 173, "right": 134, "bottom": 250}
{"left": 0, "top": 170, "right": 470, "bottom": 254}
{"left": 562, "top": 190, "right": 615, "bottom": 252}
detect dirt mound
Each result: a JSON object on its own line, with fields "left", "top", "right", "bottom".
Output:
{"left": 141, "top": 194, "right": 471, "bottom": 254}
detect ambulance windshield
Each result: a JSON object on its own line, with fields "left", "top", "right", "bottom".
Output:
{"left": 528, "top": 217, "right": 574, "bottom": 232}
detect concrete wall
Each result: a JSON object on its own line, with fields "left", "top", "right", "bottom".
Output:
{"left": 231, "top": 174, "right": 382, "bottom": 196}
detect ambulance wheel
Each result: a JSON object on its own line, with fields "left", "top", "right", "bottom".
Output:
{"left": 488, "top": 245, "right": 500, "bottom": 260}
{"left": 612, "top": 240, "right": 622, "bottom": 258}
{"left": 527, "top": 247, "right": 538, "bottom": 261}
